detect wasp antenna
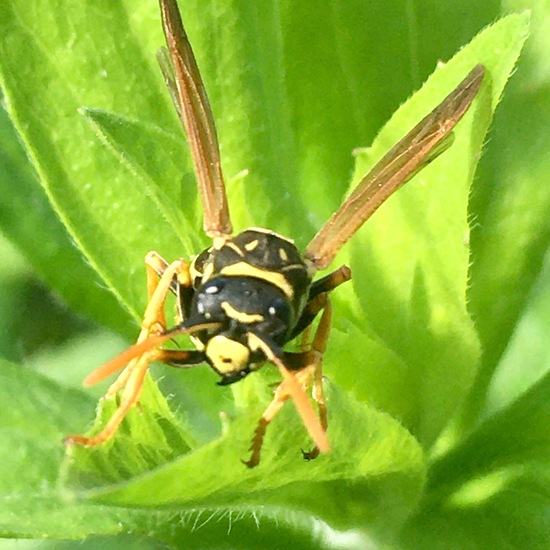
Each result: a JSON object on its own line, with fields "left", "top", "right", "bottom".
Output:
{"left": 83, "top": 332, "right": 176, "bottom": 387}
{"left": 83, "top": 321, "right": 221, "bottom": 387}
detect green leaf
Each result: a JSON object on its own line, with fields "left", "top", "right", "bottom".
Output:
{"left": 463, "top": 2, "right": 550, "bottom": 427}
{"left": 62, "top": 374, "right": 425, "bottom": 536}
{"left": 401, "top": 370, "right": 550, "bottom": 550}
{"left": 80, "top": 108, "right": 203, "bottom": 254}
{"left": 0, "top": 98, "right": 130, "bottom": 335}
{"left": 0, "top": 1, "right": 184, "bottom": 325}
{"left": 0, "top": 359, "right": 424, "bottom": 546}
{"left": 0, "top": 0, "right": 539, "bottom": 547}
{"left": 331, "top": 14, "right": 529, "bottom": 447}
{"left": 483, "top": 258, "right": 550, "bottom": 417}
{"left": 431, "top": 371, "right": 550, "bottom": 494}
{"left": 0, "top": 359, "right": 145, "bottom": 539}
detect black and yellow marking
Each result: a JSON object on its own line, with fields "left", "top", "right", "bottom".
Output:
{"left": 221, "top": 301, "right": 265, "bottom": 324}
{"left": 66, "top": 0, "right": 485, "bottom": 470}
{"left": 206, "top": 334, "right": 251, "bottom": 375}
{"left": 203, "top": 229, "right": 311, "bottom": 312}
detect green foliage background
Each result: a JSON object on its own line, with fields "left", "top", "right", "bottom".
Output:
{"left": 0, "top": 0, "right": 548, "bottom": 549}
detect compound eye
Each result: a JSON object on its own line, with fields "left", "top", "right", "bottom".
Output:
{"left": 266, "top": 297, "right": 290, "bottom": 322}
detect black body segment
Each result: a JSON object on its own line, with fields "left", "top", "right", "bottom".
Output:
{"left": 202, "top": 229, "right": 311, "bottom": 311}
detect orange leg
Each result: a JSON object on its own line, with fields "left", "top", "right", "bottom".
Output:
{"left": 302, "top": 299, "right": 332, "bottom": 460}
{"left": 105, "top": 254, "right": 187, "bottom": 398}
{"left": 66, "top": 352, "right": 150, "bottom": 446}
{"left": 65, "top": 253, "right": 190, "bottom": 447}
{"left": 243, "top": 299, "right": 333, "bottom": 468}
{"left": 145, "top": 251, "right": 171, "bottom": 330}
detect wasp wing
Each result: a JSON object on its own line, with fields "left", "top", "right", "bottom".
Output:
{"left": 157, "top": 47, "right": 183, "bottom": 121}
{"left": 304, "top": 64, "right": 485, "bottom": 270}
{"left": 159, "top": 0, "right": 232, "bottom": 238}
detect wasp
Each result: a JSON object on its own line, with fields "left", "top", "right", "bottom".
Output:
{"left": 65, "top": 0, "right": 485, "bottom": 468}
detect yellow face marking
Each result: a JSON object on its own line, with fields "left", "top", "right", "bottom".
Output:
{"left": 220, "top": 262, "right": 294, "bottom": 297}
{"left": 278, "top": 247, "right": 288, "bottom": 261}
{"left": 221, "top": 301, "right": 264, "bottom": 324}
{"left": 244, "top": 239, "right": 259, "bottom": 251}
{"left": 206, "top": 335, "right": 250, "bottom": 374}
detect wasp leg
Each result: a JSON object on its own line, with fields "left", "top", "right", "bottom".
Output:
{"left": 105, "top": 252, "right": 195, "bottom": 397}
{"left": 144, "top": 251, "right": 171, "bottom": 332}
{"left": 242, "top": 385, "right": 286, "bottom": 469}
{"left": 144, "top": 250, "right": 195, "bottom": 321}
{"left": 278, "top": 299, "right": 333, "bottom": 460}
{"left": 145, "top": 250, "right": 196, "bottom": 325}
{"left": 302, "top": 299, "right": 332, "bottom": 461}
{"left": 65, "top": 257, "right": 190, "bottom": 447}
{"left": 104, "top": 256, "right": 189, "bottom": 397}
{"left": 310, "top": 265, "right": 352, "bottom": 299}
{"left": 297, "top": 324, "right": 312, "bottom": 351}
{"left": 289, "top": 265, "right": 350, "bottom": 340}
{"left": 66, "top": 352, "right": 151, "bottom": 446}
{"left": 243, "top": 325, "right": 332, "bottom": 468}
{"left": 242, "top": 364, "right": 317, "bottom": 469}
{"left": 146, "top": 250, "right": 170, "bottom": 282}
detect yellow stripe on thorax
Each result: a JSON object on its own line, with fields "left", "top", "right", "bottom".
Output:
{"left": 220, "top": 261, "right": 294, "bottom": 297}
{"left": 224, "top": 241, "right": 245, "bottom": 257}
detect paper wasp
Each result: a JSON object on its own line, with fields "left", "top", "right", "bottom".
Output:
{"left": 65, "top": 0, "right": 485, "bottom": 467}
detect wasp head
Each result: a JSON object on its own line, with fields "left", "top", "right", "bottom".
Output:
{"left": 190, "top": 276, "right": 293, "bottom": 381}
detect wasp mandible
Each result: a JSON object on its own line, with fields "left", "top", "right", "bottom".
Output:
{"left": 65, "top": 0, "right": 485, "bottom": 468}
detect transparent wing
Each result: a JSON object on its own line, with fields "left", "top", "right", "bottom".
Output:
{"left": 304, "top": 64, "right": 485, "bottom": 270}
{"left": 159, "top": 0, "right": 232, "bottom": 238}
{"left": 157, "top": 47, "right": 183, "bottom": 121}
